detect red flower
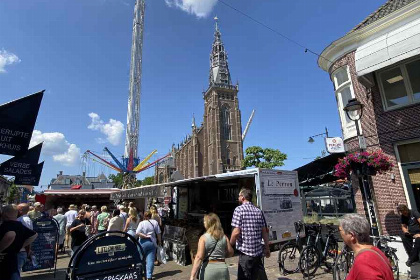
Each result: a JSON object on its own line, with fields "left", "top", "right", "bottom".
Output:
{"left": 334, "top": 149, "right": 393, "bottom": 178}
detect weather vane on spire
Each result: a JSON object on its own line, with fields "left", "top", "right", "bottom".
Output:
{"left": 214, "top": 16, "right": 219, "bottom": 31}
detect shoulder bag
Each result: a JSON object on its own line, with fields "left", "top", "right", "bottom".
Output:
{"left": 147, "top": 220, "right": 167, "bottom": 264}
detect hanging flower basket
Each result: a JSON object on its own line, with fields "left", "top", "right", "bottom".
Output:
{"left": 334, "top": 150, "right": 393, "bottom": 178}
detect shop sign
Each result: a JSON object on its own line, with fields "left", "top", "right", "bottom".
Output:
{"left": 325, "top": 137, "right": 345, "bottom": 153}
{"left": 0, "top": 91, "right": 44, "bottom": 156}
{"left": 70, "top": 234, "right": 143, "bottom": 280}
{"left": 111, "top": 185, "right": 167, "bottom": 200}
{"left": 164, "top": 196, "right": 171, "bottom": 204}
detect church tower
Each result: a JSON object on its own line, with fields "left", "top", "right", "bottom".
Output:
{"left": 203, "top": 18, "right": 243, "bottom": 175}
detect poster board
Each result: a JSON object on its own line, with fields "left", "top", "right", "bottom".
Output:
{"left": 258, "top": 169, "right": 302, "bottom": 243}
{"left": 23, "top": 217, "right": 58, "bottom": 273}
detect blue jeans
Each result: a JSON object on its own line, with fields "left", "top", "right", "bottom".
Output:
{"left": 17, "top": 251, "right": 27, "bottom": 273}
{"left": 139, "top": 239, "right": 156, "bottom": 279}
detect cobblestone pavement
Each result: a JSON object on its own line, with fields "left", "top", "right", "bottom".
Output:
{"left": 22, "top": 250, "right": 334, "bottom": 280}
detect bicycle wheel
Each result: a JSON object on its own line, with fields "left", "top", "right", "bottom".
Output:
{"left": 278, "top": 242, "right": 301, "bottom": 274}
{"left": 324, "top": 240, "right": 339, "bottom": 270}
{"left": 386, "top": 251, "right": 399, "bottom": 280}
{"left": 299, "top": 246, "right": 320, "bottom": 277}
{"left": 333, "top": 250, "right": 353, "bottom": 280}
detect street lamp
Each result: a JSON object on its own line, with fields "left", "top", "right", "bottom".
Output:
{"left": 343, "top": 98, "right": 379, "bottom": 236}
{"left": 343, "top": 98, "right": 364, "bottom": 147}
{"left": 308, "top": 127, "right": 329, "bottom": 143}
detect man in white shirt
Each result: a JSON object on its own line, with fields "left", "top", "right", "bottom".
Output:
{"left": 64, "top": 205, "right": 78, "bottom": 248}
{"left": 107, "top": 209, "right": 124, "bottom": 236}
{"left": 17, "top": 203, "right": 34, "bottom": 272}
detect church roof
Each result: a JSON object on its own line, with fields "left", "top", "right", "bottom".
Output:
{"left": 350, "top": 0, "right": 418, "bottom": 32}
{"left": 209, "top": 18, "right": 232, "bottom": 86}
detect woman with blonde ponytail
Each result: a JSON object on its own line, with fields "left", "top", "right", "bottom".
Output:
{"left": 190, "top": 213, "right": 234, "bottom": 280}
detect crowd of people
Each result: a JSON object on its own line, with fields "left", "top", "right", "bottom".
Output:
{"left": 3, "top": 194, "right": 420, "bottom": 280}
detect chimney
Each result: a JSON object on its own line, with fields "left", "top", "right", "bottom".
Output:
{"left": 82, "top": 171, "right": 86, "bottom": 177}
{"left": 59, "top": 171, "right": 63, "bottom": 176}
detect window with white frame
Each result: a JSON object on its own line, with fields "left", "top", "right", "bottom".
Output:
{"left": 378, "top": 57, "right": 420, "bottom": 110}
{"left": 333, "top": 66, "right": 358, "bottom": 140}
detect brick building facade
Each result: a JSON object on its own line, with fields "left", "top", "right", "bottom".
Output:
{"left": 319, "top": 0, "right": 420, "bottom": 234}
{"left": 155, "top": 21, "right": 244, "bottom": 183}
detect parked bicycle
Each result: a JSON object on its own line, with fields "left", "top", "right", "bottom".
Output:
{"left": 278, "top": 221, "right": 306, "bottom": 275}
{"left": 333, "top": 235, "right": 399, "bottom": 280}
{"left": 333, "top": 244, "right": 354, "bottom": 280}
{"left": 298, "top": 223, "right": 339, "bottom": 277}
{"left": 372, "top": 235, "right": 399, "bottom": 280}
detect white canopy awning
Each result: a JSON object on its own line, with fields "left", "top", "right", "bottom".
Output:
{"left": 355, "top": 17, "right": 420, "bottom": 76}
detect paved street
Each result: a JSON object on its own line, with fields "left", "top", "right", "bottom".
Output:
{"left": 21, "top": 250, "right": 333, "bottom": 280}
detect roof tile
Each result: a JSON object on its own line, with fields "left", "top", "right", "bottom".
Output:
{"left": 351, "top": 0, "right": 418, "bottom": 32}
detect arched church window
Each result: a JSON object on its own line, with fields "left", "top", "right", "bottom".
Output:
{"left": 220, "top": 105, "right": 231, "bottom": 140}
{"left": 233, "top": 156, "right": 236, "bottom": 166}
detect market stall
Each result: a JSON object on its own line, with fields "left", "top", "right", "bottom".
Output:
{"left": 111, "top": 168, "right": 303, "bottom": 264}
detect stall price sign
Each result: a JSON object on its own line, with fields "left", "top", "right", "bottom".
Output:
{"left": 23, "top": 217, "right": 58, "bottom": 272}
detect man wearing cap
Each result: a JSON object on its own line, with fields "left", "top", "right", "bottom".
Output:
{"left": 27, "top": 202, "right": 42, "bottom": 220}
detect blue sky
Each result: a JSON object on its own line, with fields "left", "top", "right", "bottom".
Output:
{"left": 0, "top": 0, "right": 385, "bottom": 188}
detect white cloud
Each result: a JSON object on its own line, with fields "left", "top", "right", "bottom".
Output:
{"left": 0, "top": 49, "right": 20, "bottom": 73}
{"left": 30, "top": 130, "right": 81, "bottom": 166}
{"left": 88, "top": 112, "right": 124, "bottom": 146}
{"left": 165, "top": 0, "right": 218, "bottom": 18}
{"left": 53, "top": 144, "right": 81, "bottom": 167}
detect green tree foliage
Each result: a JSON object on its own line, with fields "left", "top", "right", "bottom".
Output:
{"left": 108, "top": 173, "right": 123, "bottom": 188}
{"left": 141, "top": 176, "right": 154, "bottom": 186}
{"left": 7, "top": 182, "right": 19, "bottom": 204}
{"left": 242, "top": 146, "right": 287, "bottom": 169}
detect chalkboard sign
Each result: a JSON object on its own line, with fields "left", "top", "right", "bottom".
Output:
{"left": 23, "top": 217, "right": 58, "bottom": 272}
{"left": 67, "top": 231, "right": 145, "bottom": 280}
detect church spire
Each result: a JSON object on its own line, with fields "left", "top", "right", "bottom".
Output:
{"left": 209, "top": 17, "right": 232, "bottom": 86}
{"left": 191, "top": 113, "right": 196, "bottom": 131}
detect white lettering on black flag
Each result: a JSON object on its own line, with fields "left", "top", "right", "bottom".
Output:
{"left": 0, "top": 90, "right": 44, "bottom": 156}
{"left": 14, "top": 162, "right": 44, "bottom": 186}
{"left": 0, "top": 143, "right": 42, "bottom": 176}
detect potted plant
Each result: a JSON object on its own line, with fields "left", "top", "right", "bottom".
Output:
{"left": 334, "top": 150, "right": 393, "bottom": 178}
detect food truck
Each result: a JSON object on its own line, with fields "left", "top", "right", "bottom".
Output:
{"left": 111, "top": 168, "right": 303, "bottom": 263}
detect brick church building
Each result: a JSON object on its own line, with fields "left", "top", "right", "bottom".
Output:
{"left": 319, "top": 0, "right": 420, "bottom": 234}
{"left": 155, "top": 21, "right": 244, "bottom": 183}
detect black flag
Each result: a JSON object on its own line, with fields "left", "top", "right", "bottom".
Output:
{"left": 14, "top": 162, "right": 44, "bottom": 186}
{"left": 0, "top": 143, "right": 43, "bottom": 177}
{"left": 0, "top": 90, "right": 44, "bottom": 156}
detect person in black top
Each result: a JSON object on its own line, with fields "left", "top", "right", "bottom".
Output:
{"left": 0, "top": 204, "right": 38, "bottom": 280}
{"left": 398, "top": 204, "right": 420, "bottom": 267}
{"left": 69, "top": 210, "right": 91, "bottom": 256}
